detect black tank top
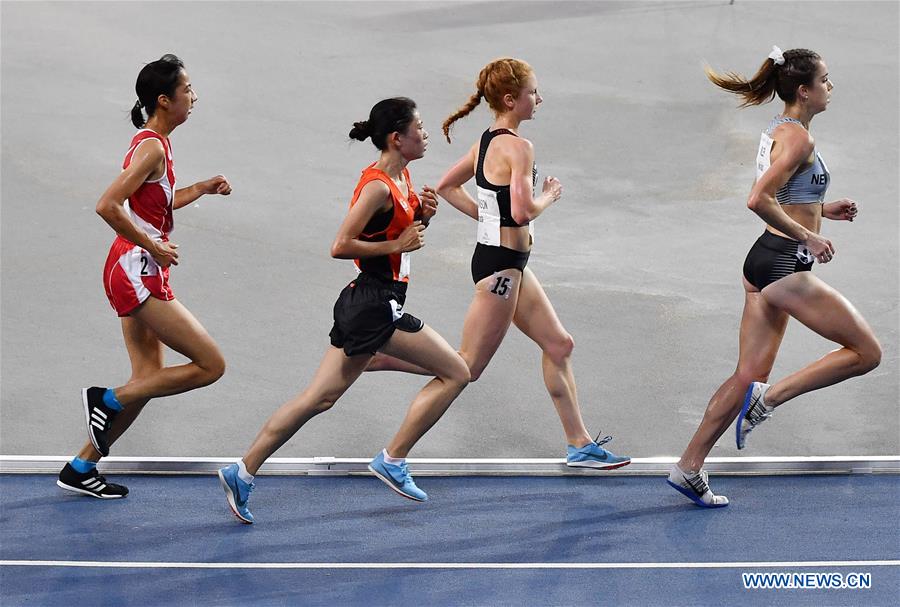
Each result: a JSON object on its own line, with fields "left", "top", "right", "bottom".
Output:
{"left": 475, "top": 129, "right": 536, "bottom": 227}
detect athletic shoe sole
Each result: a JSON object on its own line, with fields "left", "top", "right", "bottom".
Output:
{"left": 82, "top": 388, "right": 106, "bottom": 456}
{"left": 367, "top": 465, "right": 426, "bottom": 502}
{"left": 736, "top": 383, "right": 757, "bottom": 450}
{"left": 217, "top": 469, "right": 253, "bottom": 524}
{"left": 665, "top": 479, "right": 728, "bottom": 509}
{"left": 56, "top": 479, "right": 125, "bottom": 500}
{"left": 566, "top": 458, "right": 632, "bottom": 470}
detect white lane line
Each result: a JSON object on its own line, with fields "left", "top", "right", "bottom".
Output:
{"left": 1, "top": 560, "right": 898, "bottom": 570}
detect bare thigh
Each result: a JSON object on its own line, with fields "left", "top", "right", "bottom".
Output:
{"left": 736, "top": 278, "right": 791, "bottom": 380}
{"left": 121, "top": 316, "right": 164, "bottom": 379}
{"left": 129, "top": 297, "right": 223, "bottom": 368}
{"left": 512, "top": 268, "right": 569, "bottom": 353}
{"left": 458, "top": 269, "right": 522, "bottom": 379}
{"left": 762, "top": 273, "right": 880, "bottom": 352}
{"left": 380, "top": 325, "right": 469, "bottom": 382}
{"left": 302, "top": 346, "right": 374, "bottom": 405}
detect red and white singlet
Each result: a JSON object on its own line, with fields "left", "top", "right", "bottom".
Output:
{"left": 102, "top": 130, "right": 176, "bottom": 316}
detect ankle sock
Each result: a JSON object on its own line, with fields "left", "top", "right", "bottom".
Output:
{"left": 382, "top": 449, "right": 405, "bottom": 465}
{"left": 102, "top": 388, "right": 123, "bottom": 411}
{"left": 71, "top": 457, "right": 97, "bottom": 474}
{"left": 237, "top": 459, "right": 254, "bottom": 484}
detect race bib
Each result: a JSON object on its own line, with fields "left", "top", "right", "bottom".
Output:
{"left": 476, "top": 187, "right": 501, "bottom": 246}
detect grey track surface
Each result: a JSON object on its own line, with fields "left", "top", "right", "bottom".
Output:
{"left": 1, "top": 1, "right": 897, "bottom": 459}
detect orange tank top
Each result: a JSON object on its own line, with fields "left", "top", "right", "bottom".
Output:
{"left": 349, "top": 164, "right": 420, "bottom": 283}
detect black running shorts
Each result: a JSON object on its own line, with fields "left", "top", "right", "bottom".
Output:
{"left": 742, "top": 231, "right": 814, "bottom": 290}
{"left": 329, "top": 273, "right": 423, "bottom": 356}
{"left": 471, "top": 242, "right": 530, "bottom": 284}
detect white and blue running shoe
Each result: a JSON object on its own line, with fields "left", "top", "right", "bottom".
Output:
{"left": 218, "top": 463, "right": 254, "bottom": 524}
{"left": 736, "top": 382, "right": 773, "bottom": 450}
{"left": 368, "top": 452, "right": 427, "bottom": 502}
{"left": 666, "top": 464, "right": 729, "bottom": 508}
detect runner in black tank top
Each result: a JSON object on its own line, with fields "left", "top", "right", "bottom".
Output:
{"left": 436, "top": 58, "right": 631, "bottom": 470}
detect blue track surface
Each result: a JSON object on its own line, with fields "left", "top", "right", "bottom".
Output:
{"left": 2, "top": 474, "right": 898, "bottom": 606}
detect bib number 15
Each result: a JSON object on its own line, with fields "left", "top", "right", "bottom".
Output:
{"left": 490, "top": 275, "right": 512, "bottom": 299}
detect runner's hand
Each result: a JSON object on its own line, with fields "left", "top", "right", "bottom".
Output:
{"left": 823, "top": 198, "right": 857, "bottom": 222}
{"left": 419, "top": 185, "right": 438, "bottom": 223}
{"left": 200, "top": 175, "right": 232, "bottom": 196}
{"left": 804, "top": 232, "right": 834, "bottom": 264}
{"left": 397, "top": 221, "right": 425, "bottom": 253}
{"left": 542, "top": 176, "right": 562, "bottom": 203}
{"left": 150, "top": 240, "right": 179, "bottom": 267}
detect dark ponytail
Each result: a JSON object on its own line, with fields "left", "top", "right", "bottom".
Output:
{"left": 706, "top": 48, "right": 821, "bottom": 107}
{"left": 130, "top": 100, "right": 145, "bottom": 129}
{"left": 131, "top": 53, "right": 185, "bottom": 128}
{"left": 348, "top": 97, "right": 417, "bottom": 150}
{"left": 348, "top": 120, "right": 371, "bottom": 141}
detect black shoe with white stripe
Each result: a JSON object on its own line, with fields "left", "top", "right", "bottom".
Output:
{"left": 82, "top": 387, "right": 118, "bottom": 457}
{"left": 57, "top": 463, "right": 128, "bottom": 499}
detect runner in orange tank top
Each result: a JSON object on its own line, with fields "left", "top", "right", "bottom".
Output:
{"left": 218, "top": 98, "right": 470, "bottom": 523}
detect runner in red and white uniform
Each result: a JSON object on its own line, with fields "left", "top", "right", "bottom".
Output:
{"left": 57, "top": 54, "right": 233, "bottom": 500}
{"left": 103, "top": 128, "right": 177, "bottom": 315}
{"left": 218, "top": 98, "right": 470, "bottom": 523}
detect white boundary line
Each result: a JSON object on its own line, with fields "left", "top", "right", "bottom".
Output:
{"left": 2, "top": 455, "right": 898, "bottom": 475}
{"left": 1, "top": 559, "right": 898, "bottom": 570}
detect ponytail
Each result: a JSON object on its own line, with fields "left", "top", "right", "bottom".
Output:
{"left": 130, "top": 53, "right": 185, "bottom": 128}
{"left": 349, "top": 98, "right": 417, "bottom": 151}
{"left": 348, "top": 120, "right": 370, "bottom": 141}
{"left": 442, "top": 58, "right": 533, "bottom": 143}
{"left": 706, "top": 47, "right": 821, "bottom": 107}
{"left": 131, "top": 100, "right": 145, "bottom": 128}
{"left": 442, "top": 92, "right": 482, "bottom": 143}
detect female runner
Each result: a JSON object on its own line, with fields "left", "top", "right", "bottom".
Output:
{"left": 58, "top": 54, "right": 232, "bottom": 499}
{"left": 435, "top": 58, "right": 630, "bottom": 469}
{"left": 668, "top": 46, "right": 881, "bottom": 507}
{"left": 218, "top": 98, "right": 469, "bottom": 523}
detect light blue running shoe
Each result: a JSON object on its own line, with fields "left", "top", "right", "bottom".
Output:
{"left": 218, "top": 463, "right": 254, "bottom": 524}
{"left": 566, "top": 434, "right": 631, "bottom": 470}
{"left": 368, "top": 452, "right": 427, "bottom": 502}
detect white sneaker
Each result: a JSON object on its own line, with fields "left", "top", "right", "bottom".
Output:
{"left": 736, "top": 382, "right": 773, "bottom": 450}
{"left": 666, "top": 464, "right": 729, "bottom": 508}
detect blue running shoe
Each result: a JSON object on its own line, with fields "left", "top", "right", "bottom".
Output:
{"left": 736, "top": 382, "right": 772, "bottom": 450}
{"left": 368, "top": 452, "right": 427, "bottom": 502}
{"left": 218, "top": 464, "right": 254, "bottom": 524}
{"left": 566, "top": 434, "right": 631, "bottom": 470}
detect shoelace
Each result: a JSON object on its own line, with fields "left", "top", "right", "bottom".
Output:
{"left": 593, "top": 432, "right": 613, "bottom": 446}
{"left": 398, "top": 462, "right": 411, "bottom": 482}
{"left": 745, "top": 397, "right": 772, "bottom": 426}
{"left": 236, "top": 481, "right": 254, "bottom": 504}
{"left": 684, "top": 471, "right": 710, "bottom": 496}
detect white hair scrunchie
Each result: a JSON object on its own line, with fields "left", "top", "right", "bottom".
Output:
{"left": 768, "top": 45, "right": 785, "bottom": 66}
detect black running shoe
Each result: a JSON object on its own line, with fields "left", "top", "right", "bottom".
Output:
{"left": 57, "top": 463, "right": 128, "bottom": 499}
{"left": 82, "top": 387, "right": 118, "bottom": 457}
